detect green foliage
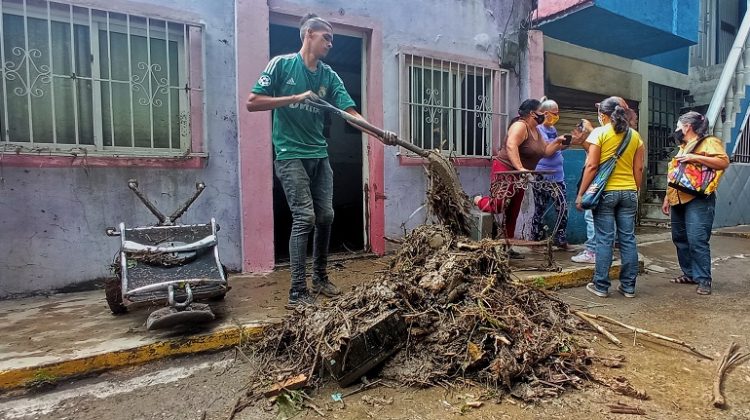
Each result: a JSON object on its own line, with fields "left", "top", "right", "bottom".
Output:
{"left": 276, "top": 390, "right": 304, "bottom": 420}
{"left": 27, "top": 370, "right": 58, "bottom": 389}
{"left": 532, "top": 276, "right": 546, "bottom": 288}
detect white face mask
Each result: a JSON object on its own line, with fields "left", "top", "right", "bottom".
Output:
{"left": 598, "top": 113, "right": 605, "bottom": 127}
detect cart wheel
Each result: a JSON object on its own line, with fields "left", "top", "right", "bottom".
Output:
{"left": 209, "top": 293, "right": 226, "bottom": 301}
{"left": 104, "top": 277, "right": 128, "bottom": 315}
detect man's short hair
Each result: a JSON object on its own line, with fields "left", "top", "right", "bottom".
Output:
{"left": 299, "top": 13, "right": 332, "bottom": 41}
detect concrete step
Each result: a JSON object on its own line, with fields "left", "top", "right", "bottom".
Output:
{"left": 641, "top": 202, "right": 669, "bottom": 221}
{"left": 640, "top": 217, "right": 671, "bottom": 229}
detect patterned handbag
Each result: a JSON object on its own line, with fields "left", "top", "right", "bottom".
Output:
{"left": 667, "top": 136, "right": 723, "bottom": 197}
{"left": 580, "top": 128, "right": 633, "bottom": 210}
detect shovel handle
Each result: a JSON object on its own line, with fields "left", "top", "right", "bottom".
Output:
{"left": 304, "top": 98, "right": 429, "bottom": 157}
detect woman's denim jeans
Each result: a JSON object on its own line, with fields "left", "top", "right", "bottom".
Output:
{"left": 584, "top": 210, "right": 595, "bottom": 252}
{"left": 670, "top": 194, "right": 716, "bottom": 288}
{"left": 274, "top": 158, "right": 334, "bottom": 294}
{"left": 591, "top": 190, "right": 639, "bottom": 294}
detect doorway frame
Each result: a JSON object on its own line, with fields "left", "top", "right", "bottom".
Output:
{"left": 236, "top": 0, "right": 385, "bottom": 272}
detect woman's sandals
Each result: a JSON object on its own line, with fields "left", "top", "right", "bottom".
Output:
{"left": 671, "top": 275, "right": 711, "bottom": 295}
{"left": 670, "top": 274, "right": 697, "bottom": 284}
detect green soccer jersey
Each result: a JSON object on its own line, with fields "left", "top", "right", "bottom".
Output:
{"left": 251, "top": 53, "right": 357, "bottom": 160}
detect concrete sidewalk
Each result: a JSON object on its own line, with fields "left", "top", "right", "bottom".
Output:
{"left": 714, "top": 224, "right": 750, "bottom": 239}
{"left": 0, "top": 230, "right": 672, "bottom": 391}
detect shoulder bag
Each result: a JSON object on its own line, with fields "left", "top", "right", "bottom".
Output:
{"left": 667, "top": 136, "right": 724, "bottom": 197}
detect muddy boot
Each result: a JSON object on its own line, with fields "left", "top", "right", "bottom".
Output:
{"left": 285, "top": 290, "right": 315, "bottom": 309}
{"left": 311, "top": 277, "right": 341, "bottom": 297}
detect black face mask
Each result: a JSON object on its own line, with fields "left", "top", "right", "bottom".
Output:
{"left": 533, "top": 112, "right": 545, "bottom": 124}
{"left": 671, "top": 129, "right": 685, "bottom": 144}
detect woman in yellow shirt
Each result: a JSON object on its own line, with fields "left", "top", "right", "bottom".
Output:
{"left": 661, "top": 111, "right": 729, "bottom": 295}
{"left": 576, "top": 97, "right": 645, "bottom": 298}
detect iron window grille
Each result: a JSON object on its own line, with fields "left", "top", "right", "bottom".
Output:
{"left": 399, "top": 52, "right": 508, "bottom": 158}
{"left": 647, "top": 82, "right": 685, "bottom": 192}
{"left": 0, "top": 0, "right": 204, "bottom": 156}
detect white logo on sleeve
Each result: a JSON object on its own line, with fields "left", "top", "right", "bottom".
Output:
{"left": 285, "top": 77, "right": 296, "bottom": 86}
{"left": 258, "top": 75, "right": 271, "bottom": 87}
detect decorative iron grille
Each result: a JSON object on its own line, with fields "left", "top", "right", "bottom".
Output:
{"left": 399, "top": 52, "right": 508, "bottom": 158}
{"left": 647, "top": 82, "right": 685, "bottom": 191}
{"left": 0, "top": 0, "right": 203, "bottom": 155}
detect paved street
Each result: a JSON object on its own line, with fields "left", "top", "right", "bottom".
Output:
{"left": 1, "top": 234, "right": 749, "bottom": 420}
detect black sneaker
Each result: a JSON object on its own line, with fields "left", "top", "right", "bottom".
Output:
{"left": 311, "top": 278, "right": 341, "bottom": 297}
{"left": 285, "top": 290, "right": 315, "bottom": 309}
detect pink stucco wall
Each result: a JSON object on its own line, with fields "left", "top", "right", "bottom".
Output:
{"left": 537, "top": 0, "right": 592, "bottom": 21}
{"left": 236, "top": 0, "right": 275, "bottom": 272}
{"left": 235, "top": 0, "right": 386, "bottom": 273}
{"left": 528, "top": 30, "right": 545, "bottom": 100}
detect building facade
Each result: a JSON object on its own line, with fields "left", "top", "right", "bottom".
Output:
{"left": 537, "top": 0, "right": 750, "bottom": 233}
{"left": 0, "top": 0, "right": 531, "bottom": 296}
{"left": 536, "top": 0, "right": 700, "bottom": 239}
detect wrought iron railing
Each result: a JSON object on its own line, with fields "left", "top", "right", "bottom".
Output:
{"left": 706, "top": 8, "right": 750, "bottom": 139}
{"left": 733, "top": 110, "right": 750, "bottom": 163}
{"left": 489, "top": 170, "right": 566, "bottom": 270}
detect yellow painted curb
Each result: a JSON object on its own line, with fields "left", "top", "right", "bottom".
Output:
{"left": 0, "top": 323, "right": 267, "bottom": 391}
{"left": 714, "top": 231, "right": 750, "bottom": 239}
{"left": 520, "top": 260, "right": 645, "bottom": 290}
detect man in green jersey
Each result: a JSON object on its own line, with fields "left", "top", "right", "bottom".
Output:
{"left": 247, "top": 13, "right": 396, "bottom": 308}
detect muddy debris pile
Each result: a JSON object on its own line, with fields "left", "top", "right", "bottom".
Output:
{"left": 423, "top": 153, "right": 475, "bottom": 236}
{"left": 246, "top": 224, "right": 592, "bottom": 403}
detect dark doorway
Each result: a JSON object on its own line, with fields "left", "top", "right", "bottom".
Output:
{"left": 269, "top": 24, "right": 365, "bottom": 263}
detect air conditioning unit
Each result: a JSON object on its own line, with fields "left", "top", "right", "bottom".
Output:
{"left": 468, "top": 209, "right": 494, "bottom": 241}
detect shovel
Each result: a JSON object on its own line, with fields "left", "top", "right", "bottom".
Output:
{"left": 304, "top": 95, "right": 430, "bottom": 157}
{"left": 304, "top": 96, "right": 473, "bottom": 234}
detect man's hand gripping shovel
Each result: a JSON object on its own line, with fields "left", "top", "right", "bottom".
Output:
{"left": 303, "top": 95, "right": 429, "bottom": 157}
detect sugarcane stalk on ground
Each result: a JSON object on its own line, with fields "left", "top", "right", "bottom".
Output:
{"left": 573, "top": 311, "right": 622, "bottom": 347}
{"left": 712, "top": 342, "right": 750, "bottom": 409}
{"left": 576, "top": 312, "right": 713, "bottom": 360}
{"left": 608, "top": 402, "right": 646, "bottom": 415}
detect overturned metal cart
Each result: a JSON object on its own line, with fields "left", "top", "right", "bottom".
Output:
{"left": 105, "top": 179, "right": 229, "bottom": 330}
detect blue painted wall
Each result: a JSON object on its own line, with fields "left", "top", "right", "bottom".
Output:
{"left": 541, "top": 7, "right": 695, "bottom": 59}
{"left": 561, "top": 149, "right": 588, "bottom": 244}
{"left": 595, "top": 0, "right": 699, "bottom": 43}
{"left": 540, "top": 0, "right": 698, "bottom": 73}
{"left": 639, "top": 46, "right": 690, "bottom": 74}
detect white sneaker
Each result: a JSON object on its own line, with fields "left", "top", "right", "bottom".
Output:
{"left": 571, "top": 250, "right": 596, "bottom": 264}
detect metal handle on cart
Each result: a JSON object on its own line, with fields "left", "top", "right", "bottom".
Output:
{"left": 167, "top": 182, "right": 206, "bottom": 224}
{"left": 105, "top": 227, "right": 120, "bottom": 236}
{"left": 127, "top": 179, "right": 207, "bottom": 226}
{"left": 128, "top": 179, "right": 170, "bottom": 225}
{"left": 121, "top": 235, "right": 217, "bottom": 253}
{"left": 168, "top": 283, "right": 194, "bottom": 309}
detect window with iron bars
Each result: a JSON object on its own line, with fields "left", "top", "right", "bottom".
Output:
{"left": 399, "top": 53, "right": 508, "bottom": 158}
{"left": 0, "top": 0, "right": 203, "bottom": 156}
{"left": 647, "top": 82, "right": 685, "bottom": 192}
